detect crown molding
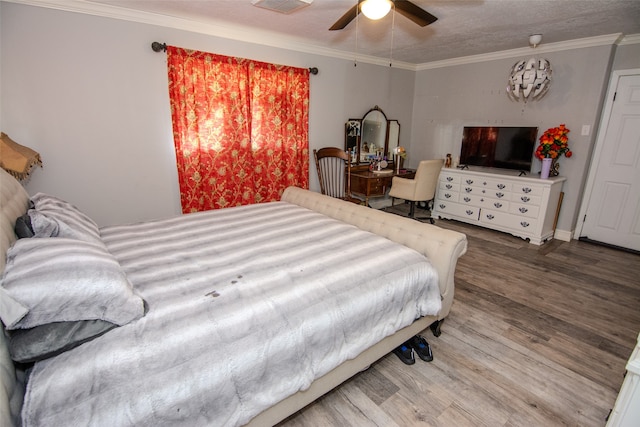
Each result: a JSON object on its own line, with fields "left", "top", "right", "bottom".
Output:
{"left": 618, "top": 33, "right": 640, "bottom": 46}
{"left": 415, "top": 33, "right": 631, "bottom": 70}
{"left": 3, "top": 0, "right": 636, "bottom": 72}
{"left": 2, "top": 0, "right": 416, "bottom": 70}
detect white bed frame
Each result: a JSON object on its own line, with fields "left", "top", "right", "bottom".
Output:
{"left": 0, "top": 168, "right": 467, "bottom": 426}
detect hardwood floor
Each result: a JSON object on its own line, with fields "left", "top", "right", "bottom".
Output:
{"left": 278, "top": 219, "right": 640, "bottom": 427}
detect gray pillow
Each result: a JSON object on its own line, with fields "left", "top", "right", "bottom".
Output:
{"left": 6, "top": 319, "right": 117, "bottom": 364}
{"left": 0, "top": 237, "right": 145, "bottom": 330}
{"left": 28, "top": 193, "right": 102, "bottom": 244}
{"left": 14, "top": 213, "right": 34, "bottom": 239}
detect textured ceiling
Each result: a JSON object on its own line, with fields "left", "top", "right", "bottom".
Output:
{"left": 24, "top": 0, "right": 640, "bottom": 64}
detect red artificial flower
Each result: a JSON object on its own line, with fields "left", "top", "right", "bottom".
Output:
{"left": 535, "top": 124, "right": 572, "bottom": 160}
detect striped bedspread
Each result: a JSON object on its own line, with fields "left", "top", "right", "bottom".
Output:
{"left": 22, "top": 201, "right": 440, "bottom": 426}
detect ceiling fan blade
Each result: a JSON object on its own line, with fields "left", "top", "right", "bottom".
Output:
{"left": 394, "top": 0, "right": 438, "bottom": 27}
{"left": 329, "top": 3, "right": 361, "bottom": 30}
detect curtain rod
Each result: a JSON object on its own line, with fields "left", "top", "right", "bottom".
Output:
{"left": 151, "top": 42, "right": 318, "bottom": 75}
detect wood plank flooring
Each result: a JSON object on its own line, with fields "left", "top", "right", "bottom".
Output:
{"left": 278, "top": 219, "right": 640, "bottom": 427}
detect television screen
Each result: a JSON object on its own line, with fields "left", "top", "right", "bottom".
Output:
{"left": 460, "top": 126, "right": 538, "bottom": 172}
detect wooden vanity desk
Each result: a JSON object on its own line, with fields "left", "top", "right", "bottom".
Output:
{"left": 350, "top": 164, "right": 415, "bottom": 206}
{"left": 345, "top": 105, "right": 410, "bottom": 205}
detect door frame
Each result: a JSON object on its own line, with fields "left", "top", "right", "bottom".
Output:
{"left": 575, "top": 68, "right": 640, "bottom": 240}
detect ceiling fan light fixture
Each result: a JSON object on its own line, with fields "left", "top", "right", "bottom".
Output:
{"left": 361, "top": 0, "right": 392, "bottom": 20}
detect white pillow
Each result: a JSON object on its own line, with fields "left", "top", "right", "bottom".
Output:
{"left": 0, "top": 238, "right": 145, "bottom": 330}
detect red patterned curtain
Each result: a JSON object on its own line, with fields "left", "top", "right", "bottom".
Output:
{"left": 167, "top": 46, "right": 309, "bottom": 213}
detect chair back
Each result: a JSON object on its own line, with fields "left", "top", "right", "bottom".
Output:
{"left": 313, "top": 147, "right": 352, "bottom": 199}
{"left": 413, "top": 159, "right": 444, "bottom": 201}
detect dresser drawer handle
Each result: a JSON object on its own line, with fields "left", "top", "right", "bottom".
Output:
{"left": 464, "top": 197, "right": 471, "bottom": 202}
{"left": 520, "top": 221, "right": 530, "bottom": 228}
{"left": 496, "top": 192, "right": 504, "bottom": 198}
{"left": 445, "top": 193, "right": 452, "bottom": 198}
{"left": 519, "top": 207, "right": 528, "bottom": 213}
{"left": 522, "top": 187, "right": 532, "bottom": 193}
{"left": 466, "top": 179, "right": 474, "bottom": 184}
{"left": 497, "top": 184, "right": 506, "bottom": 189}
{"left": 494, "top": 202, "right": 502, "bottom": 208}
{"left": 521, "top": 196, "right": 530, "bottom": 203}
{"left": 486, "top": 214, "right": 494, "bottom": 220}
{"left": 465, "top": 187, "right": 472, "bottom": 193}
{"left": 446, "top": 184, "right": 453, "bottom": 189}
{"left": 439, "top": 204, "right": 446, "bottom": 209}
{"left": 446, "top": 176, "right": 453, "bottom": 182}
{"left": 466, "top": 210, "right": 475, "bottom": 216}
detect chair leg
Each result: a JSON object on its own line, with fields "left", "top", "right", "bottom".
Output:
{"left": 408, "top": 201, "right": 416, "bottom": 218}
{"left": 414, "top": 199, "right": 436, "bottom": 224}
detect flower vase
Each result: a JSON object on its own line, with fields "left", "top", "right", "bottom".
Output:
{"left": 540, "top": 158, "right": 552, "bottom": 179}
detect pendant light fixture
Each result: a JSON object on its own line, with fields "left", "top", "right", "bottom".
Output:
{"left": 507, "top": 34, "right": 552, "bottom": 103}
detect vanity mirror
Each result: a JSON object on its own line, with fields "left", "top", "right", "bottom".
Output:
{"left": 345, "top": 106, "right": 400, "bottom": 164}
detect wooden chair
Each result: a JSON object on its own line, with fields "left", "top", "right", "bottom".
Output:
{"left": 313, "top": 147, "right": 362, "bottom": 204}
{"left": 389, "top": 159, "right": 444, "bottom": 223}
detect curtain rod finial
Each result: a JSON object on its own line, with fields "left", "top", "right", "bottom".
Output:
{"left": 151, "top": 42, "right": 167, "bottom": 52}
{"left": 309, "top": 67, "right": 318, "bottom": 75}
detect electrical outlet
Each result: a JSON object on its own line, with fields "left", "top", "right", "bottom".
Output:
{"left": 581, "top": 125, "right": 590, "bottom": 136}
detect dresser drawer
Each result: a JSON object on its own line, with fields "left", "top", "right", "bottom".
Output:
{"left": 440, "top": 172, "right": 461, "bottom": 184}
{"left": 480, "top": 209, "right": 538, "bottom": 232}
{"left": 435, "top": 200, "right": 480, "bottom": 221}
{"left": 511, "top": 193, "right": 542, "bottom": 206}
{"left": 460, "top": 176, "right": 479, "bottom": 186}
{"left": 437, "top": 189, "right": 459, "bottom": 202}
{"left": 512, "top": 184, "right": 544, "bottom": 197}
{"left": 368, "top": 178, "right": 387, "bottom": 195}
{"left": 481, "top": 178, "right": 512, "bottom": 192}
{"left": 460, "top": 185, "right": 479, "bottom": 195}
{"left": 454, "top": 191, "right": 511, "bottom": 212}
{"left": 485, "top": 189, "right": 509, "bottom": 200}
{"left": 509, "top": 203, "right": 540, "bottom": 218}
{"left": 439, "top": 181, "right": 459, "bottom": 192}
{"left": 479, "top": 197, "right": 510, "bottom": 212}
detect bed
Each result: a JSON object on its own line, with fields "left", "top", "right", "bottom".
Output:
{"left": 0, "top": 167, "right": 467, "bottom": 426}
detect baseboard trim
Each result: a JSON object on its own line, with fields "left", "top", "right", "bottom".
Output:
{"left": 554, "top": 229, "right": 572, "bottom": 242}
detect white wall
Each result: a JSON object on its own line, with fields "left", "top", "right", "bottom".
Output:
{"left": 0, "top": 2, "right": 415, "bottom": 226}
{"left": 2, "top": 2, "right": 639, "bottom": 237}
{"left": 410, "top": 45, "right": 618, "bottom": 234}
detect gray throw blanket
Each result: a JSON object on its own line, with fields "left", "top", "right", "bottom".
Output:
{"left": 22, "top": 201, "right": 440, "bottom": 426}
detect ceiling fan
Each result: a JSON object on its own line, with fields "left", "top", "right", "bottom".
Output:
{"left": 329, "top": 0, "right": 438, "bottom": 31}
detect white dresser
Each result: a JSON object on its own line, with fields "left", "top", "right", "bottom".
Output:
{"left": 432, "top": 167, "right": 566, "bottom": 245}
{"left": 607, "top": 332, "right": 640, "bottom": 427}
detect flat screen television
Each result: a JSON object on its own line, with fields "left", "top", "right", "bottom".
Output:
{"left": 459, "top": 126, "right": 538, "bottom": 173}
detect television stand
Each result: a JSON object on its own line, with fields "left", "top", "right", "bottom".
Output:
{"left": 432, "top": 167, "right": 566, "bottom": 245}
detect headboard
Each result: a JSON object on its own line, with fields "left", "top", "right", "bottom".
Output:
{"left": 0, "top": 167, "right": 30, "bottom": 426}
{"left": 0, "top": 168, "right": 30, "bottom": 273}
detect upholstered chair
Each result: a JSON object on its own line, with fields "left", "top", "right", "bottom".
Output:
{"left": 389, "top": 159, "right": 444, "bottom": 223}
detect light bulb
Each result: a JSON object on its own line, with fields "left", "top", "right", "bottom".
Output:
{"left": 361, "top": 0, "right": 392, "bottom": 20}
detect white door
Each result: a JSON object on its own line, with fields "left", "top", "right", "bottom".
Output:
{"left": 579, "top": 73, "right": 640, "bottom": 251}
